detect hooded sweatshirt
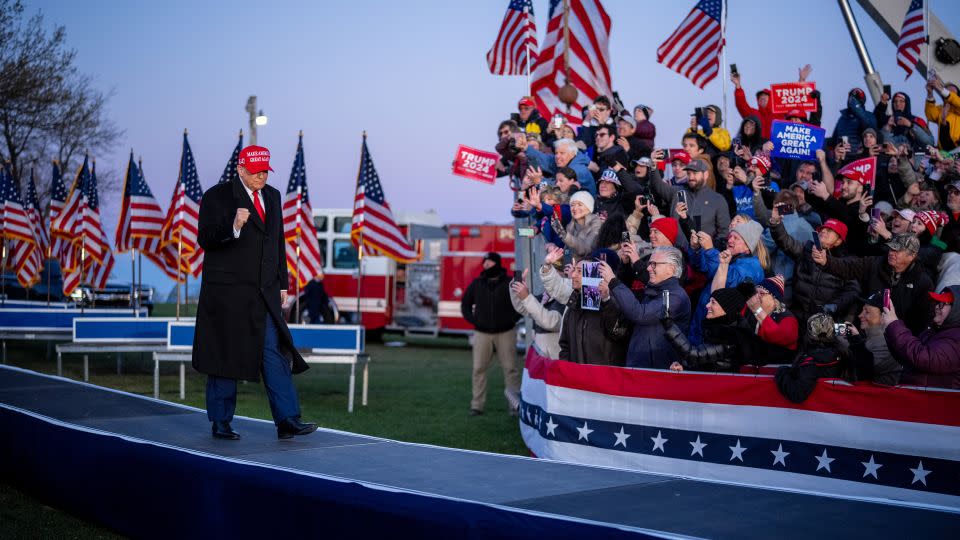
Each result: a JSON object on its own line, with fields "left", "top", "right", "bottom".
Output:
{"left": 885, "top": 284, "right": 960, "bottom": 389}
{"left": 736, "top": 115, "right": 767, "bottom": 153}
{"left": 687, "top": 104, "right": 731, "bottom": 153}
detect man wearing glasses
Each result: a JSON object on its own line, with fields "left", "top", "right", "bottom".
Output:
{"left": 193, "top": 145, "right": 317, "bottom": 440}
{"left": 589, "top": 125, "right": 629, "bottom": 175}
{"left": 883, "top": 285, "right": 960, "bottom": 389}
{"left": 577, "top": 96, "right": 616, "bottom": 148}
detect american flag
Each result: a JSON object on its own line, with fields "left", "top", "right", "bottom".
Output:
{"left": 657, "top": 0, "right": 725, "bottom": 89}
{"left": 24, "top": 168, "right": 48, "bottom": 258}
{"left": 115, "top": 153, "right": 181, "bottom": 281}
{"left": 0, "top": 163, "right": 42, "bottom": 288}
{"left": 50, "top": 156, "right": 114, "bottom": 289}
{"left": 486, "top": 0, "right": 538, "bottom": 76}
{"left": 897, "top": 0, "right": 926, "bottom": 78}
{"left": 218, "top": 131, "right": 243, "bottom": 185}
{"left": 160, "top": 132, "right": 204, "bottom": 279}
{"left": 48, "top": 160, "right": 81, "bottom": 295}
{"left": 529, "top": 0, "right": 612, "bottom": 125}
{"left": 81, "top": 161, "right": 115, "bottom": 288}
{"left": 282, "top": 133, "right": 324, "bottom": 287}
{"left": 351, "top": 137, "right": 419, "bottom": 263}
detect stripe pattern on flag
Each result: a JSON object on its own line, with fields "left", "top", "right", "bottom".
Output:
{"left": 897, "top": 0, "right": 926, "bottom": 79}
{"left": 48, "top": 161, "right": 80, "bottom": 296}
{"left": 160, "top": 133, "right": 204, "bottom": 280}
{"left": 350, "top": 138, "right": 419, "bottom": 263}
{"left": 529, "top": 0, "right": 613, "bottom": 125}
{"left": 656, "top": 0, "right": 725, "bottom": 89}
{"left": 486, "top": 0, "right": 538, "bottom": 76}
{"left": 282, "top": 134, "right": 324, "bottom": 288}
{"left": 0, "top": 164, "right": 42, "bottom": 288}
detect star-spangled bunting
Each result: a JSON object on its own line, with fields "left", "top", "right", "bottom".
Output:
{"left": 350, "top": 136, "right": 419, "bottom": 263}
{"left": 519, "top": 399, "right": 958, "bottom": 497}
{"left": 282, "top": 133, "right": 324, "bottom": 288}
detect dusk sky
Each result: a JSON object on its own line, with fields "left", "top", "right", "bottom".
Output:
{"left": 23, "top": 0, "right": 960, "bottom": 293}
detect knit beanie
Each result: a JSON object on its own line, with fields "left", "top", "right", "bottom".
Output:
{"left": 650, "top": 217, "right": 680, "bottom": 245}
{"left": 757, "top": 274, "right": 786, "bottom": 302}
{"left": 711, "top": 287, "right": 747, "bottom": 317}
{"left": 732, "top": 220, "right": 763, "bottom": 252}
{"left": 916, "top": 210, "right": 947, "bottom": 236}
{"left": 570, "top": 190, "right": 595, "bottom": 213}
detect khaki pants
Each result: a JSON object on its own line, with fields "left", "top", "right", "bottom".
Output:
{"left": 471, "top": 329, "right": 520, "bottom": 412}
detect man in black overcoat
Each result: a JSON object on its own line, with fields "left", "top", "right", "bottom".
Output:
{"left": 193, "top": 145, "right": 316, "bottom": 440}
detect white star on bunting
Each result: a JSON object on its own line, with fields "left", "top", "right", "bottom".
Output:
{"left": 690, "top": 435, "right": 707, "bottom": 457}
{"left": 613, "top": 426, "right": 630, "bottom": 448}
{"left": 651, "top": 430, "right": 668, "bottom": 453}
{"left": 576, "top": 421, "right": 594, "bottom": 442}
{"left": 771, "top": 444, "right": 790, "bottom": 467}
{"left": 861, "top": 455, "right": 882, "bottom": 479}
{"left": 729, "top": 439, "right": 747, "bottom": 462}
{"left": 910, "top": 461, "right": 931, "bottom": 486}
{"left": 544, "top": 417, "right": 558, "bottom": 437}
{"left": 815, "top": 449, "right": 835, "bottom": 473}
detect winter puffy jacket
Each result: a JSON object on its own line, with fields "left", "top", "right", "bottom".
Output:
{"left": 609, "top": 277, "right": 691, "bottom": 369}
{"left": 831, "top": 95, "right": 877, "bottom": 149}
{"left": 925, "top": 89, "right": 960, "bottom": 151}
{"left": 460, "top": 266, "right": 521, "bottom": 333}
{"left": 688, "top": 250, "right": 765, "bottom": 345}
{"left": 885, "top": 284, "right": 960, "bottom": 389}
{"left": 769, "top": 220, "right": 860, "bottom": 322}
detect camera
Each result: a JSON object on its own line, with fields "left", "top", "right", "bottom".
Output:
{"left": 621, "top": 231, "right": 630, "bottom": 243}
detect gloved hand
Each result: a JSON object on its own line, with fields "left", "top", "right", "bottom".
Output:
{"left": 550, "top": 215, "right": 565, "bottom": 237}
{"left": 698, "top": 115, "right": 713, "bottom": 136}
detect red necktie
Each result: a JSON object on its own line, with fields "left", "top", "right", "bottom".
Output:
{"left": 253, "top": 190, "right": 265, "bottom": 222}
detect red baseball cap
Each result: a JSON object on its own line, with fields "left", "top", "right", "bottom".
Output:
{"left": 840, "top": 169, "right": 868, "bottom": 186}
{"left": 238, "top": 145, "right": 274, "bottom": 174}
{"left": 671, "top": 150, "right": 691, "bottom": 165}
{"left": 518, "top": 96, "right": 535, "bottom": 108}
{"left": 818, "top": 218, "right": 848, "bottom": 243}
{"left": 750, "top": 155, "right": 771, "bottom": 175}
{"left": 786, "top": 109, "right": 806, "bottom": 121}
{"left": 929, "top": 289, "right": 955, "bottom": 304}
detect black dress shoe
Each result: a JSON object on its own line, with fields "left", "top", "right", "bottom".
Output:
{"left": 212, "top": 421, "right": 240, "bottom": 440}
{"left": 277, "top": 417, "right": 318, "bottom": 440}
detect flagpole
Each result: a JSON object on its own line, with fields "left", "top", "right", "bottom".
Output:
{"left": 137, "top": 156, "right": 144, "bottom": 316}
{"left": 295, "top": 183, "right": 302, "bottom": 324}
{"left": 354, "top": 131, "right": 367, "bottom": 327}
{"left": 1, "top": 242, "right": 5, "bottom": 306}
{"left": 131, "top": 249, "right": 137, "bottom": 316}
{"left": 721, "top": 0, "right": 728, "bottom": 131}
{"left": 176, "top": 181, "right": 184, "bottom": 321}
{"left": 46, "top": 247, "right": 51, "bottom": 306}
{"left": 924, "top": 0, "right": 931, "bottom": 78}
{"left": 525, "top": 5, "right": 532, "bottom": 95}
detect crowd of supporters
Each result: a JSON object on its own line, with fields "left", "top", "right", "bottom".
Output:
{"left": 470, "top": 66, "right": 960, "bottom": 407}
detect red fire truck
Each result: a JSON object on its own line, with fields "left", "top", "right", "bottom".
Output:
{"left": 310, "top": 208, "right": 514, "bottom": 336}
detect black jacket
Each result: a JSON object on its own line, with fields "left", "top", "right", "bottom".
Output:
{"left": 460, "top": 266, "right": 521, "bottom": 333}
{"left": 824, "top": 254, "right": 934, "bottom": 334}
{"left": 770, "top": 220, "right": 860, "bottom": 322}
{"left": 558, "top": 289, "right": 629, "bottom": 366}
{"left": 193, "top": 177, "right": 307, "bottom": 381}
{"left": 775, "top": 345, "right": 845, "bottom": 404}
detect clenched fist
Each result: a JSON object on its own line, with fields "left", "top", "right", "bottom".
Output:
{"left": 234, "top": 208, "right": 250, "bottom": 231}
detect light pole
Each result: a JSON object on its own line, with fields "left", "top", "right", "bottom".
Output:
{"left": 245, "top": 96, "right": 268, "bottom": 145}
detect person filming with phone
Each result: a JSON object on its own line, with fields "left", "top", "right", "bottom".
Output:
{"left": 882, "top": 285, "right": 960, "bottom": 389}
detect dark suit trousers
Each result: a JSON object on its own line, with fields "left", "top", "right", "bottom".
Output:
{"left": 206, "top": 313, "right": 301, "bottom": 424}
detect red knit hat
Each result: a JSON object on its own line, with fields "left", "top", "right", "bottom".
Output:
{"left": 818, "top": 218, "right": 849, "bottom": 243}
{"left": 650, "top": 217, "right": 680, "bottom": 245}
{"left": 916, "top": 210, "right": 947, "bottom": 236}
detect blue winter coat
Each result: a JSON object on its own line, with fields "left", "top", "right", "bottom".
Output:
{"left": 525, "top": 147, "right": 597, "bottom": 196}
{"left": 688, "top": 249, "right": 765, "bottom": 345}
{"left": 610, "top": 277, "right": 691, "bottom": 369}
{"left": 831, "top": 96, "right": 876, "bottom": 149}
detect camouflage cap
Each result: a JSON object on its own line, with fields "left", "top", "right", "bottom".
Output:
{"left": 885, "top": 233, "right": 920, "bottom": 255}
{"left": 806, "top": 313, "right": 836, "bottom": 343}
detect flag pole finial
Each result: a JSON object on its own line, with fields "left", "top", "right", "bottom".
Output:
{"left": 299, "top": 130, "right": 303, "bottom": 137}
{"left": 183, "top": 128, "right": 189, "bottom": 135}
{"left": 239, "top": 128, "right": 243, "bottom": 137}
{"left": 362, "top": 130, "right": 367, "bottom": 140}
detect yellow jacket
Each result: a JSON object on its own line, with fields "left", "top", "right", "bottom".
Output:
{"left": 687, "top": 125, "right": 732, "bottom": 152}
{"left": 925, "top": 90, "right": 960, "bottom": 149}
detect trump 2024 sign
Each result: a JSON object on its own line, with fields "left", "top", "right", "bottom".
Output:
{"left": 452, "top": 145, "right": 499, "bottom": 185}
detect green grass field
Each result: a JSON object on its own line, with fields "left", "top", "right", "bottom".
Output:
{"left": 1, "top": 306, "right": 528, "bottom": 537}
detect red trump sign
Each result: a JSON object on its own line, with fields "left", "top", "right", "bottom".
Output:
{"left": 770, "top": 82, "right": 817, "bottom": 115}
{"left": 452, "top": 145, "right": 499, "bottom": 184}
